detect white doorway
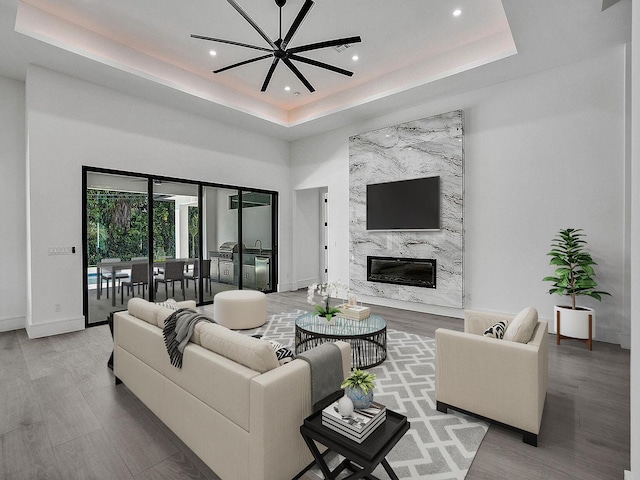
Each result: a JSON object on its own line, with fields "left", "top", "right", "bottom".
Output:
{"left": 293, "top": 187, "right": 327, "bottom": 289}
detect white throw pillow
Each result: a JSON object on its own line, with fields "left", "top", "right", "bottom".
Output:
{"left": 503, "top": 307, "right": 538, "bottom": 343}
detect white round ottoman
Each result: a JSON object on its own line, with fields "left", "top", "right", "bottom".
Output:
{"left": 213, "top": 290, "right": 267, "bottom": 329}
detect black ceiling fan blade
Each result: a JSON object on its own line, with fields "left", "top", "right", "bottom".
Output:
{"left": 289, "top": 55, "right": 353, "bottom": 76}
{"left": 227, "top": 0, "right": 278, "bottom": 50}
{"left": 214, "top": 54, "right": 273, "bottom": 74}
{"left": 191, "top": 34, "right": 273, "bottom": 53}
{"left": 283, "top": 58, "right": 315, "bottom": 92}
{"left": 281, "top": 0, "right": 314, "bottom": 50}
{"left": 261, "top": 58, "right": 280, "bottom": 92}
{"left": 288, "top": 36, "right": 362, "bottom": 54}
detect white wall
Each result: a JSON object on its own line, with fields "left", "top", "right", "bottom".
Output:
{"left": 24, "top": 65, "right": 291, "bottom": 337}
{"left": 0, "top": 76, "right": 26, "bottom": 332}
{"left": 291, "top": 47, "right": 628, "bottom": 345}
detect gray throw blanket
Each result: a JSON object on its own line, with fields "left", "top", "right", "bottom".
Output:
{"left": 163, "top": 308, "right": 215, "bottom": 368}
{"left": 297, "top": 342, "right": 344, "bottom": 412}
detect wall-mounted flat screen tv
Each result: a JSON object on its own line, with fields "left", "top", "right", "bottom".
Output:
{"left": 366, "top": 176, "right": 440, "bottom": 231}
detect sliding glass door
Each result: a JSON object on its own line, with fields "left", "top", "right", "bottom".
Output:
{"left": 85, "top": 172, "right": 149, "bottom": 325}
{"left": 240, "top": 190, "right": 275, "bottom": 292}
{"left": 203, "top": 186, "right": 239, "bottom": 294}
{"left": 83, "top": 168, "right": 278, "bottom": 327}
{"left": 152, "top": 180, "right": 199, "bottom": 302}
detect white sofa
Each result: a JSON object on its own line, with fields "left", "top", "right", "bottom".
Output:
{"left": 435, "top": 309, "right": 548, "bottom": 446}
{"left": 113, "top": 298, "right": 351, "bottom": 480}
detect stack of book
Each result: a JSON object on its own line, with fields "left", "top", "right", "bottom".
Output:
{"left": 336, "top": 304, "right": 371, "bottom": 321}
{"left": 321, "top": 401, "right": 386, "bottom": 443}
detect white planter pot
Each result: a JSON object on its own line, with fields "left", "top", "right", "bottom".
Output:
{"left": 554, "top": 305, "right": 595, "bottom": 340}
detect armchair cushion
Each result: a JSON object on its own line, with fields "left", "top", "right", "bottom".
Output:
{"left": 504, "top": 307, "right": 538, "bottom": 343}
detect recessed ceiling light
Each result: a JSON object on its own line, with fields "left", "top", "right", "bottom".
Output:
{"left": 352, "top": 55, "right": 359, "bottom": 61}
{"left": 453, "top": 8, "right": 462, "bottom": 17}
{"left": 284, "top": 86, "right": 291, "bottom": 91}
{"left": 209, "top": 50, "right": 217, "bottom": 56}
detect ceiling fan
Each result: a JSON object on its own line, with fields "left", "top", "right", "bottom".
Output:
{"left": 191, "top": 0, "right": 361, "bottom": 93}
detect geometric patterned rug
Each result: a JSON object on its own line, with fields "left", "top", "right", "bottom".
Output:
{"left": 245, "top": 310, "right": 489, "bottom": 480}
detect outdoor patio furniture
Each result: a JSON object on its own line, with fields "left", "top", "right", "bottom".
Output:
{"left": 100, "top": 258, "right": 128, "bottom": 299}
{"left": 121, "top": 262, "right": 149, "bottom": 304}
{"left": 185, "top": 259, "right": 212, "bottom": 297}
{"left": 154, "top": 260, "right": 185, "bottom": 300}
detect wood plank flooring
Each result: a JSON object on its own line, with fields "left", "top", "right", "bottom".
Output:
{"left": 0, "top": 290, "right": 630, "bottom": 479}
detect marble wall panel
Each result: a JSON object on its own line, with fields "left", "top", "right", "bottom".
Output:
{"left": 349, "top": 110, "right": 464, "bottom": 308}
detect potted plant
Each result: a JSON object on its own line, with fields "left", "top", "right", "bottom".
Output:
{"left": 306, "top": 281, "right": 346, "bottom": 322}
{"left": 542, "top": 228, "right": 610, "bottom": 346}
{"left": 340, "top": 369, "right": 376, "bottom": 409}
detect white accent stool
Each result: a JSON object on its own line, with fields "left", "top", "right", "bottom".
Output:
{"left": 213, "top": 290, "right": 267, "bottom": 329}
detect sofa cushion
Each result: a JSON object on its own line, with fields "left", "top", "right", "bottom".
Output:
{"left": 483, "top": 321, "right": 508, "bottom": 339}
{"left": 156, "top": 300, "right": 198, "bottom": 329}
{"left": 199, "top": 323, "right": 279, "bottom": 373}
{"left": 128, "top": 297, "right": 160, "bottom": 326}
{"left": 503, "top": 307, "right": 538, "bottom": 343}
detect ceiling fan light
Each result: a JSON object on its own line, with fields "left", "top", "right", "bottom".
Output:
{"left": 193, "top": 0, "right": 361, "bottom": 93}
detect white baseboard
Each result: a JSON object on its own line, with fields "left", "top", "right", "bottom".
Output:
{"left": 294, "top": 277, "right": 321, "bottom": 291}
{"left": 0, "top": 315, "right": 26, "bottom": 332}
{"left": 356, "top": 294, "right": 464, "bottom": 319}
{"left": 624, "top": 470, "right": 632, "bottom": 480}
{"left": 26, "top": 316, "right": 85, "bottom": 339}
{"left": 277, "top": 282, "right": 297, "bottom": 292}
{"left": 619, "top": 333, "right": 631, "bottom": 349}
{"left": 277, "top": 279, "right": 321, "bottom": 292}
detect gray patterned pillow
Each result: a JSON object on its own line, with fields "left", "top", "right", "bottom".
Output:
{"left": 252, "top": 335, "right": 295, "bottom": 365}
{"left": 483, "top": 321, "right": 508, "bottom": 339}
{"left": 156, "top": 299, "right": 179, "bottom": 310}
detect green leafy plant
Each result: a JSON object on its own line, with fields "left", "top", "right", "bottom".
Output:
{"left": 543, "top": 228, "right": 610, "bottom": 309}
{"left": 340, "top": 369, "right": 376, "bottom": 394}
{"left": 306, "top": 281, "right": 346, "bottom": 322}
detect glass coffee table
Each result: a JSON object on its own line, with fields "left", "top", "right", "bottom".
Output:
{"left": 295, "top": 312, "right": 387, "bottom": 368}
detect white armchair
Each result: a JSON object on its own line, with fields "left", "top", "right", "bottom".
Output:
{"left": 435, "top": 309, "right": 548, "bottom": 446}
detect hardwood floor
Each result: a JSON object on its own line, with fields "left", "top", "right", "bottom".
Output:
{"left": 0, "top": 290, "right": 630, "bottom": 479}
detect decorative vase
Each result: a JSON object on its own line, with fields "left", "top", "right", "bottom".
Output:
{"left": 337, "top": 395, "right": 354, "bottom": 417}
{"left": 315, "top": 313, "right": 336, "bottom": 325}
{"left": 554, "top": 305, "right": 595, "bottom": 339}
{"left": 344, "top": 386, "right": 373, "bottom": 409}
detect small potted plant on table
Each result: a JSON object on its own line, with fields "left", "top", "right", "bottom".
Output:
{"left": 340, "top": 369, "right": 376, "bottom": 409}
{"left": 542, "top": 228, "right": 610, "bottom": 350}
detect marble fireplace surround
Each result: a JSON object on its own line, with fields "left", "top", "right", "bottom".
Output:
{"left": 349, "top": 110, "right": 464, "bottom": 309}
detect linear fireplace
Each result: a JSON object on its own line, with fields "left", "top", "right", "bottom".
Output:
{"left": 367, "top": 256, "right": 436, "bottom": 289}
